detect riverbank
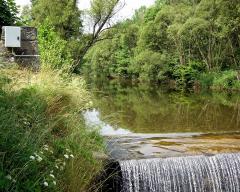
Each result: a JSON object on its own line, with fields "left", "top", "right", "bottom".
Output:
{"left": 83, "top": 0, "right": 240, "bottom": 92}
{"left": 85, "top": 69, "right": 240, "bottom": 92}
{"left": 0, "top": 66, "right": 105, "bottom": 191}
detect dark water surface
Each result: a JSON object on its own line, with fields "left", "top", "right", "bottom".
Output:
{"left": 84, "top": 79, "right": 240, "bottom": 159}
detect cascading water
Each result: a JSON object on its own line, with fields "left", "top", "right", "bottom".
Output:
{"left": 120, "top": 153, "right": 240, "bottom": 192}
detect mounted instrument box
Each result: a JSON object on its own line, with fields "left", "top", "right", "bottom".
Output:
{"left": 4, "top": 26, "right": 21, "bottom": 48}
{"left": 1, "top": 26, "right": 39, "bottom": 70}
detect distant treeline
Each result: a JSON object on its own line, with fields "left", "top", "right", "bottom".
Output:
{"left": 83, "top": 0, "right": 240, "bottom": 90}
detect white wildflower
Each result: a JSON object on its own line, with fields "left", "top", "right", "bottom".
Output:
{"left": 30, "top": 155, "right": 35, "bottom": 160}
{"left": 53, "top": 181, "right": 57, "bottom": 185}
{"left": 50, "top": 170, "right": 54, "bottom": 173}
{"left": 43, "top": 181, "right": 48, "bottom": 187}
{"left": 43, "top": 147, "right": 49, "bottom": 151}
{"left": 35, "top": 154, "right": 42, "bottom": 160}
{"left": 63, "top": 162, "right": 66, "bottom": 166}
{"left": 64, "top": 154, "right": 69, "bottom": 159}
{"left": 55, "top": 165, "right": 59, "bottom": 169}
{"left": 36, "top": 156, "right": 43, "bottom": 162}
{"left": 49, "top": 174, "right": 55, "bottom": 179}
{"left": 66, "top": 148, "right": 70, "bottom": 152}
{"left": 43, "top": 145, "right": 49, "bottom": 151}
{"left": 6, "top": 175, "right": 12, "bottom": 180}
{"left": 70, "top": 154, "right": 74, "bottom": 158}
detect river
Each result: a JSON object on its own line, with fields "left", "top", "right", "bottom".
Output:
{"left": 84, "top": 79, "right": 240, "bottom": 160}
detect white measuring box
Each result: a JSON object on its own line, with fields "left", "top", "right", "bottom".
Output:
{"left": 4, "top": 26, "right": 21, "bottom": 48}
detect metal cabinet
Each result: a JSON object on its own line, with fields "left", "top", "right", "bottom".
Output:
{"left": 4, "top": 26, "right": 21, "bottom": 48}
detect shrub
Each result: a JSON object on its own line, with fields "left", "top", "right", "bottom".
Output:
{"left": 38, "top": 21, "right": 74, "bottom": 73}
{"left": 212, "top": 70, "right": 239, "bottom": 90}
{"left": 172, "top": 61, "right": 205, "bottom": 89}
{"left": 198, "top": 72, "right": 215, "bottom": 90}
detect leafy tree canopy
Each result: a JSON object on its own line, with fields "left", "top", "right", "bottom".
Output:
{"left": 31, "top": 0, "right": 82, "bottom": 39}
{"left": 83, "top": 0, "right": 240, "bottom": 88}
{"left": 0, "top": 0, "right": 19, "bottom": 34}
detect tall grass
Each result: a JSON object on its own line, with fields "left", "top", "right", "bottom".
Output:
{"left": 0, "top": 68, "right": 104, "bottom": 191}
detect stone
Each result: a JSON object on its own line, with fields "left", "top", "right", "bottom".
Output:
{"left": 20, "top": 27, "right": 38, "bottom": 41}
{"left": 93, "top": 151, "right": 109, "bottom": 160}
{"left": 14, "top": 41, "right": 38, "bottom": 55}
{"left": 15, "top": 56, "right": 40, "bottom": 71}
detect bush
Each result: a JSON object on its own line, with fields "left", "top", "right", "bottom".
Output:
{"left": 212, "top": 70, "right": 239, "bottom": 90}
{"left": 198, "top": 72, "right": 215, "bottom": 90}
{"left": 131, "top": 50, "right": 168, "bottom": 82}
{"left": 83, "top": 40, "right": 117, "bottom": 78}
{"left": 0, "top": 69, "right": 104, "bottom": 191}
{"left": 38, "top": 21, "right": 74, "bottom": 73}
{"left": 172, "top": 61, "right": 205, "bottom": 89}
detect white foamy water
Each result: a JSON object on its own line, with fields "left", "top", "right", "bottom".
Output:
{"left": 120, "top": 153, "right": 240, "bottom": 192}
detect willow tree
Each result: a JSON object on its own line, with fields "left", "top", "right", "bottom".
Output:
{"left": 71, "top": 0, "right": 125, "bottom": 72}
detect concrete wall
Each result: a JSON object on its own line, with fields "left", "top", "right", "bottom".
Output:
{"left": 0, "top": 26, "right": 40, "bottom": 70}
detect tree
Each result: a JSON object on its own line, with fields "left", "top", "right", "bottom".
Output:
{"left": 20, "top": 5, "right": 32, "bottom": 25}
{"left": 71, "top": 0, "right": 125, "bottom": 72}
{"left": 0, "top": 0, "right": 19, "bottom": 35}
{"left": 31, "top": 0, "right": 82, "bottom": 39}
{"left": 83, "top": 0, "right": 240, "bottom": 88}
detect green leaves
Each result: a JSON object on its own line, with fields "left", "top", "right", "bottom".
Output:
{"left": 83, "top": 0, "right": 240, "bottom": 90}
{"left": 132, "top": 51, "right": 168, "bottom": 82}
{"left": 38, "top": 20, "right": 74, "bottom": 72}
{"left": 32, "top": 0, "right": 82, "bottom": 39}
{"left": 0, "top": 0, "right": 19, "bottom": 29}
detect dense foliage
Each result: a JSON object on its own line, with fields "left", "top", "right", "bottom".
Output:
{"left": 25, "top": 0, "right": 121, "bottom": 73}
{"left": 0, "top": 0, "right": 19, "bottom": 35}
{"left": 37, "top": 20, "right": 75, "bottom": 72}
{"left": 1, "top": 0, "right": 239, "bottom": 190}
{"left": 84, "top": 0, "right": 240, "bottom": 90}
{"left": 31, "top": 0, "right": 82, "bottom": 40}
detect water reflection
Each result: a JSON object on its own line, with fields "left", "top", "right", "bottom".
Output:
{"left": 84, "top": 109, "right": 131, "bottom": 135}
{"left": 87, "top": 79, "right": 240, "bottom": 134}
{"left": 85, "top": 79, "right": 240, "bottom": 158}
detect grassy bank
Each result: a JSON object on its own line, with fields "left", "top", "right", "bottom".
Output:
{"left": 0, "top": 67, "right": 104, "bottom": 192}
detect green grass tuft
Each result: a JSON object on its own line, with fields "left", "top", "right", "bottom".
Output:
{"left": 0, "top": 68, "right": 104, "bottom": 192}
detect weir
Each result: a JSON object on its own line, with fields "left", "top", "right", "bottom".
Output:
{"left": 119, "top": 153, "right": 240, "bottom": 192}
{"left": 86, "top": 83, "right": 240, "bottom": 192}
